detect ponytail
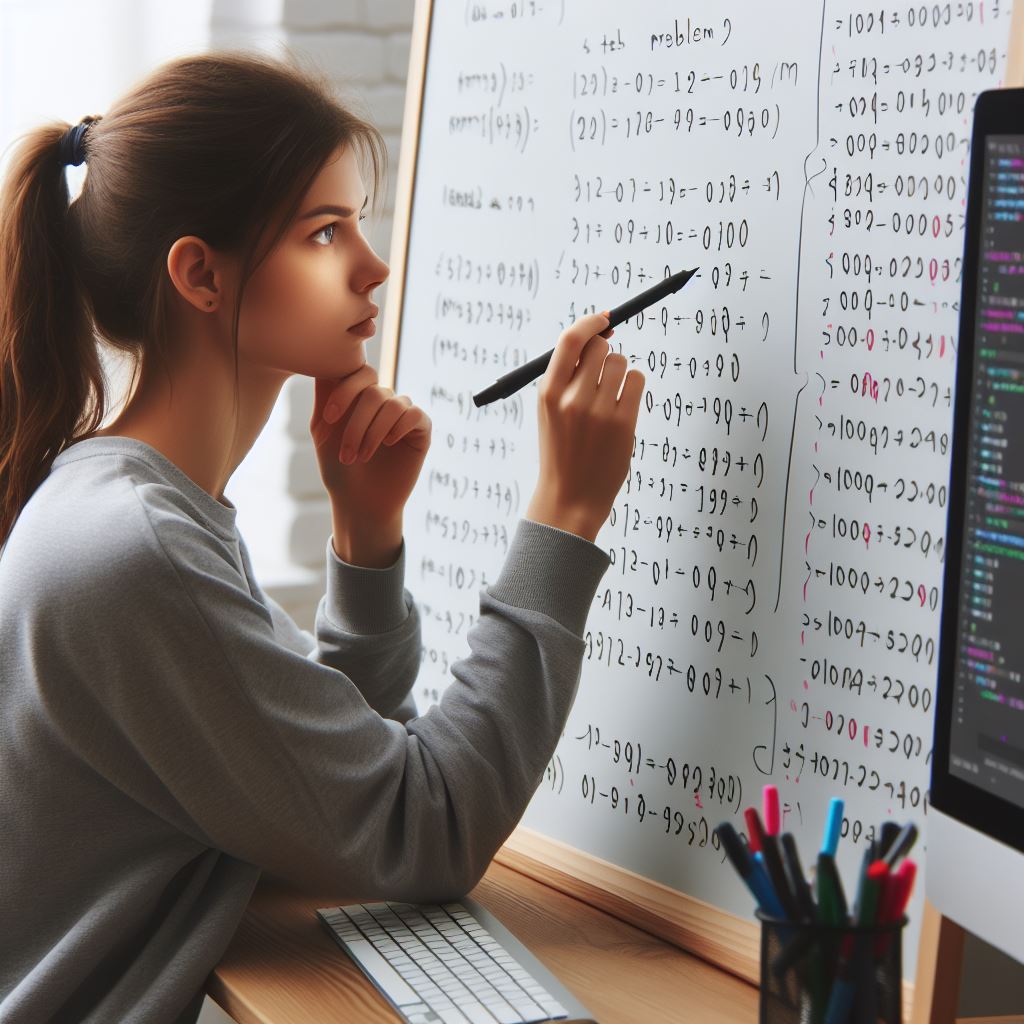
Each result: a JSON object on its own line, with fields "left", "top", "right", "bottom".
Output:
{"left": 0, "top": 117, "right": 107, "bottom": 548}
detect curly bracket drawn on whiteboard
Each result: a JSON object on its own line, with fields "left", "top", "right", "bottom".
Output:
{"left": 753, "top": 673, "right": 777, "bottom": 777}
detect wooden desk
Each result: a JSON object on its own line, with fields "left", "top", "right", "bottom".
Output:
{"left": 207, "top": 860, "right": 1024, "bottom": 1024}
{"left": 207, "top": 858, "right": 760, "bottom": 1023}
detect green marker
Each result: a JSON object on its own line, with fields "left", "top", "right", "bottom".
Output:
{"left": 815, "top": 853, "right": 848, "bottom": 925}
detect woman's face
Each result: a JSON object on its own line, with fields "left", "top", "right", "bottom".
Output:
{"left": 236, "top": 143, "right": 389, "bottom": 380}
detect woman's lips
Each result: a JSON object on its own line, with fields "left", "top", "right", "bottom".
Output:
{"left": 348, "top": 316, "right": 376, "bottom": 335}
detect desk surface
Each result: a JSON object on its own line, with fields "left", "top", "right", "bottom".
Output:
{"left": 207, "top": 860, "right": 1023, "bottom": 1024}
{"left": 208, "top": 859, "right": 760, "bottom": 1023}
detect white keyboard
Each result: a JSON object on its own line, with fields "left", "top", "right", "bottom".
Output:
{"left": 316, "top": 900, "right": 573, "bottom": 1024}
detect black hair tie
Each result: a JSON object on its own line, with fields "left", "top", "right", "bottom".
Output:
{"left": 58, "top": 115, "right": 102, "bottom": 168}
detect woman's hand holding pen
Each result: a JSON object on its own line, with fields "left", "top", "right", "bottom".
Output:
{"left": 310, "top": 363, "right": 431, "bottom": 566}
{"left": 525, "top": 311, "right": 646, "bottom": 543}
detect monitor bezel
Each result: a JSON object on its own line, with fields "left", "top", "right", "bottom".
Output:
{"left": 930, "top": 86, "right": 1024, "bottom": 856}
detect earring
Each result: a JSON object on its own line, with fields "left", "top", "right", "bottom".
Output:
{"left": 206, "top": 301, "right": 213, "bottom": 307}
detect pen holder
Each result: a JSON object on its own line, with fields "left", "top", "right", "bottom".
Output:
{"left": 755, "top": 910, "right": 908, "bottom": 1024}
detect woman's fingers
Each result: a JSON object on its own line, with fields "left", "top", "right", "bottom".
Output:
{"left": 543, "top": 312, "right": 612, "bottom": 393}
{"left": 594, "top": 351, "right": 631, "bottom": 408}
{"left": 570, "top": 332, "right": 612, "bottom": 394}
{"left": 312, "top": 365, "right": 427, "bottom": 464}
{"left": 381, "top": 406, "right": 426, "bottom": 447}
{"left": 355, "top": 396, "right": 412, "bottom": 461}
{"left": 338, "top": 386, "right": 390, "bottom": 461}
{"left": 339, "top": 391, "right": 423, "bottom": 463}
{"left": 320, "top": 364, "right": 378, "bottom": 424}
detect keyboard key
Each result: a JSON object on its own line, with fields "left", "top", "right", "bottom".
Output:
{"left": 458, "top": 1002, "right": 504, "bottom": 1024}
{"left": 339, "top": 938, "right": 418, "bottom": 1007}
{"left": 490, "top": 1004, "right": 528, "bottom": 1024}
{"left": 401, "top": 1004, "right": 433, "bottom": 1014}
{"left": 434, "top": 1007, "right": 471, "bottom": 1024}
{"left": 510, "top": 998, "right": 549, "bottom": 1021}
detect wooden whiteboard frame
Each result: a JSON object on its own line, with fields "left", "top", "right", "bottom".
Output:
{"left": 378, "top": 1, "right": 1024, "bottom": 1018}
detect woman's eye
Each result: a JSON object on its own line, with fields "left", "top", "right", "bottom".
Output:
{"left": 313, "top": 216, "right": 367, "bottom": 246}
{"left": 313, "top": 222, "right": 338, "bottom": 245}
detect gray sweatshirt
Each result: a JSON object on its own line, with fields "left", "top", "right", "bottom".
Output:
{"left": 0, "top": 435, "right": 611, "bottom": 1024}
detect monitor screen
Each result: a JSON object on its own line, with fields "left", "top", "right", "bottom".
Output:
{"left": 946, "top": 132, "right": 1024, "bottom": 813}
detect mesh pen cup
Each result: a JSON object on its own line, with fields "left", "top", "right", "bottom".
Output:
{"left": 755, "top": 909, "right": 908, "bottom": 1024}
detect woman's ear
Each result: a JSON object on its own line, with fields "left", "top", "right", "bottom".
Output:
{"left": 165, "top": 235, "right": 226, "bottom": 313}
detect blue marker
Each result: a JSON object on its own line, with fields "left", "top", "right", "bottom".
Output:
{"left": 716, "top": 822, "right": 786, "bottom": 919}
{"left": 749, "top": 852, "right": 787, "bottom": 920}
{"left": 821, "top": 797, "right": 844, "bottom": 857}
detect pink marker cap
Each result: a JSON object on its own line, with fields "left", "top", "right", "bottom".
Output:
{"left": 763, "top": 784, "right": 780, "bottom": 835}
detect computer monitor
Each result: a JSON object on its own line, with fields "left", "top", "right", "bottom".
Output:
{"left": 929, "top": 87, "right": 1024, "bottom": 965}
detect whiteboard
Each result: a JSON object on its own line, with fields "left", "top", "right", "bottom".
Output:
{"left": 384, "top": 0, "right": 1020, "bottom": 988}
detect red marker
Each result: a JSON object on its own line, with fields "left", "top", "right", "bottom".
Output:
{"left": 873, "top": 866, "right": 903, "bottom": 955}
{"left": 875, "top": 859, "right": 916, "bottom": 957}
{"left": 744, "top": 807, "right": 766, "bottom": 853}
{"left": 763, "top": 784, "right": 781, "bottom": 836}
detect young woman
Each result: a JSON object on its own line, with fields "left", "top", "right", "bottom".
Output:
{"left": 0, "top": 51, "right": 644, "bottom": 1024}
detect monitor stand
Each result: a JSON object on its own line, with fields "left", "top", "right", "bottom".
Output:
{"left": 912, "top": 898, "right": 966, "bottom": 1023}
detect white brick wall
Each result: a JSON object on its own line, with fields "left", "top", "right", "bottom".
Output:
{"left": 281, "top": 0, "right": 361, "bottom": 29}
{"left": 285, "top": 30, "right": 387, "bottom": 82}
{"left": 385, "top": 30, "right": 413, "bottom": 80}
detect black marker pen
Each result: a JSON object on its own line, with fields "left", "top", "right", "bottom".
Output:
{"left": 472, "top": 267, "right": 699, "bottom": 407}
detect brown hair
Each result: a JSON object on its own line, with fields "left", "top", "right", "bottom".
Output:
{"left": 0, "top": 49, "right": 387, "bottom": 549}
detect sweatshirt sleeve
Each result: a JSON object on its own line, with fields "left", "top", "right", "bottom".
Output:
{"left": 48, "top": 502, "right": 610, "bottom": 905}
{"left": 258, "top": 535, "right": 421, "bottom": 723}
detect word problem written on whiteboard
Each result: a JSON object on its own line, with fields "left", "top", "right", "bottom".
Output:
{"left": 391, "top": 0, "right": 1016, "bottom": 982}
